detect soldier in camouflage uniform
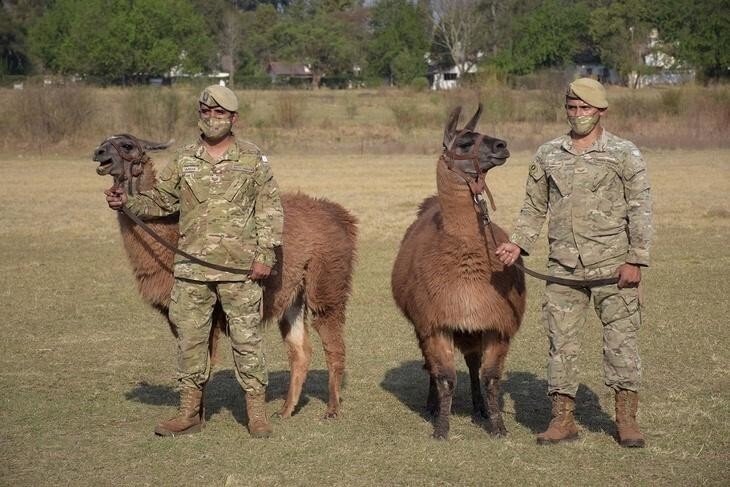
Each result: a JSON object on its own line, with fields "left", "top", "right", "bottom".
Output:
{"left": 496, "top": 78, "right": 652, "bottom": 448}
{"left": 106, "top": 85, "right": 284, "bottom": 438}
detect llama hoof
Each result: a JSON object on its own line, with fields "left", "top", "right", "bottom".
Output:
{"left": 432, "top": 431, "right": 449, "bottom": 440}
{"left": 489, "top": 427, "right": 508, "bottom": 438}
{"left": 487, "top": 419, "right": 508, "bottom": 437}
{"left": 470, "top": 413, "right": 486, "bottom": 425}
{"left": 323, "top": 410, "right": 340, "bottom": 419}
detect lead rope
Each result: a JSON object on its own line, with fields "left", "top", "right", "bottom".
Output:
{"left": 118, "top": 205, "right": 252, "bottom": 275}
{"left": 106, "top": 134, "right": 254, "bottom": 276}
{"left": 473, "top": 193, "right": 618, "bottom": 288}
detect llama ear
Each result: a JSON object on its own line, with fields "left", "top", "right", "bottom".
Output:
{"left": 463, "top": 103, "right": 483, "bottom": 132}
{"left": 140, "top": 139, "right": 174, "bottom": 151}
{"left": 443, "top": 106, "right": 462, "bottom": 148}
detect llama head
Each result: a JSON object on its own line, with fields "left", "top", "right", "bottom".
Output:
{"left": 93, "top": 134, "right": 171, "bottom": 188}
{"left": 442, "top": 104, "right": 510, "bottom": 176}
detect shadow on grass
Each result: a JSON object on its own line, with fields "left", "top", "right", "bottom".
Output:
{"left": 125, "top": 367, "right": 334, "bottom": 421}
{"left": 503, "top": 371, "right": 615, "bottom": 434}
{"left": 381, "top": 361, "right": 614, "bottom": 434}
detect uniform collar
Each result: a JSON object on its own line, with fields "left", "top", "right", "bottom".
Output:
{"left": 194, "top": 136, "right": 239, "bottom": 164}
{"left": 561, "top": 127, "right": 608, "bottom": 155}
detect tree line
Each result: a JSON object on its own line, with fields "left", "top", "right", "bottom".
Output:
{"left": 1, "top": 0, "right": 727, "bottom": 86}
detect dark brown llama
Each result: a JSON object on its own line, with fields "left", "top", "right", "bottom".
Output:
{"left": 93, "top": 134, "right": 358, "bottom": 419}
{"left": 391, "top": 106, "right": 526, "bottom": 439}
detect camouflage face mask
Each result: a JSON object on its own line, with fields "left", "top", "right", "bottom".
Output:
{"left": 198, "top": 117, "right": 232, "bottom": 141}
{"left": 568, "top": 114, "right": 600, "bottom": 136}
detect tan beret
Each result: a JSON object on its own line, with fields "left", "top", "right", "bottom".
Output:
{"left": 199, "top": 85, "right": 238, "bottom": 112}
{"left": 566, "top": 78, "right": 608, "bottom": 109}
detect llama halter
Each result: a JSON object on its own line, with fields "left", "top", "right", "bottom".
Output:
{"left": 442, "top": 128, "right": 497, "bottom": 218}
{"left": 105, "top": 134, "right": 147, "bottom": 194}
{"left": 443, "top": 129, "right": 618, "bottom": 288}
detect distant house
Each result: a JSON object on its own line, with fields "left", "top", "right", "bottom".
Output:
{"left": 266, "top": 62, "right": 313, "bottom": 83}
{"left": 428, "top": 62, "right": 478, "bottom": 90}
{"left": 633, "top": 29, "right": 695, "bottom": 87}
{"left": 570, "top": 50, "right": 621, "bottom": 85}
{"left": 573, "top": 63, "right": 621, "bottom": 85}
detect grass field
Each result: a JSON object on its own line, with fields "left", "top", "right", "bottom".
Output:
{"left": 1, "top": 145, "right": 729, "bottom": 486}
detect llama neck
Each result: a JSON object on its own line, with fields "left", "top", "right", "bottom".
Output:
{"left": 436, "top": 158, "right": 485, "bottom": 240}
{"left": 134, "top": 157, "right": 157, "bottom": 194}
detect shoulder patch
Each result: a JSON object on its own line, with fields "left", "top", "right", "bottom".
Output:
{"left": 528, "top": 160, "right": 545, "bottom": 181}
{"left": 159, "top": 165, "right": 174, "bottom": 181}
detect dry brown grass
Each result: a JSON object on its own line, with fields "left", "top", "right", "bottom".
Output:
{"left": 1, "top": 144, "right": 728, "bottom": 485}
{"left": 1, "top": 84, "right": 728, "bottom": 155}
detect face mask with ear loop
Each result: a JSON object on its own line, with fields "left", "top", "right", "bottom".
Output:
{"left": 568, "top": 113, "right": 600, "bottom": 135}
{"left": 198, "top": 117, "right": 232, "bottom": 141}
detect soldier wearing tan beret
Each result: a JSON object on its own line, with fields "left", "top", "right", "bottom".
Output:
{"left": 106, "top": 85, "right": 283, "bottom": 439}
{"left": 497, "top": 78, "right": 653, "bottom": 448}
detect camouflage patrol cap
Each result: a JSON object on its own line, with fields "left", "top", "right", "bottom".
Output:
{"left": 199, "top": 85, "right": 238, "bottom": 112}
{"left": 566, "top": 78, "right": 608, "bottom": 109}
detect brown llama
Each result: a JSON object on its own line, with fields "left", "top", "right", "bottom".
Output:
{"left": 93, "top": 134, "right": 358, "bottom": 419}
{"left": 391, "top": 106, "right": 526, "bottom": 439}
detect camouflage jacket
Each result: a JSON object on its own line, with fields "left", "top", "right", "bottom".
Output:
{"left": 510, "top": 130, "right": 652, "bottom": 268}
{"left": 125, "top": 137, "right": 284, "bottom": 281}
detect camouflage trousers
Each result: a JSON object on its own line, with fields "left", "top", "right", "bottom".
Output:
{"left": 543, "top": 256, "right": 642, "bottom": 398}
{"left": 169, "top": 278, "right": 267, "bottom": 393}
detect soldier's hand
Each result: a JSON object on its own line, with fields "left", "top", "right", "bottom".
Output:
{"left": 496, "top": 242, "right": 521, "bottom": 266}
{"left": 250, "top": 262, "right": 272, "bottom": 280}
{"left": 615, "top": 263, "right": 641, "bottom": 288}
{"left": 104, "top": 187, "right": 127, "bottom": 210}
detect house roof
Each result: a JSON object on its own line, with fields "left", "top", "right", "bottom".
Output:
{"left": 267, "top": 62, "right": 311, "bottom": 77}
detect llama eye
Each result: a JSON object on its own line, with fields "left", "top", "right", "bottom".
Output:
{"left": 122, "top": 143, "right": 133, "bottom": 150}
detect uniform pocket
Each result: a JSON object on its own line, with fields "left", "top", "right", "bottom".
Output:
{"left": 620, "top": 290, "right": 641, "bottom": 329}
{"left": 548, "top": 171, "right": 572, "bottom": 197}
{"left": 183, "top": 175, "right": 209, "bottom": 203}
{"left": 222, "top": 176, "right": 253, "bottom": 203}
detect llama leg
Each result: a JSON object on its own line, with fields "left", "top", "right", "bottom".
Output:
{"left": 277, "top": 299, "right": 311, "bottom": 418}
{"left": 480, "top": 331, "right": 510, "bottom": 437}
{"left": 421, "top": 332, "right": 456, "bottom": 440}
{"left": 464, "top": 352, "right": 486, "bottom": 421}
{"left": 426, "top": 376, "right": 438, "bottom": 417}
{"left": 311, "top": 307, "right": 346, "bottom": 418}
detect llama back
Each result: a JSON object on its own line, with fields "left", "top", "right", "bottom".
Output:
{"left": 263, "top": 192, "right": 358, "bottom": 322}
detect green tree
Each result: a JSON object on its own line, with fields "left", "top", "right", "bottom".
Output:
{"left": 28, "top": 0, "right": 214, "bottom": 82}
{"left": 493, "top": 0, "right": 591, "bottom": 75}
{"left": 653, "top": 0, "right": 730, "bottom": 81}
{"left": 239, "top": 4, "right": 282, "bottom": 76}
{"left": 589, "top": 0, "right": 654, "bottom": 86}
{"left": 1, "top": 0, "right": 47, "bottom": 74}
{"left": 367, "top": 0, "right": 431, "bottom": 85}
{"left": 270, "top": 11, "right": 362, "bottom": 87}
{"left": 191, "top": 0, "right": 247, "bottom": 83}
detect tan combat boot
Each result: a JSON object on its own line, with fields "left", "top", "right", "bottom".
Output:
{"left": 615, "top": 389, "right": 645, "bottom": 448}
{"left": 154, "top": 388, "right": 205, "bottom": 437}
{"left": 536, "top": 394, "right": 580, "bottom": 445}
{"left": 246, "top": 389, "right": 273, "bottom": 438}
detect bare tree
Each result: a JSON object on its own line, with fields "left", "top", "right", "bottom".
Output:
{"left": 431, "top": 0, "right": 489, "bottom": 75}
{"left": 220, "top": 12, "right": 241, "bottom": 86}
